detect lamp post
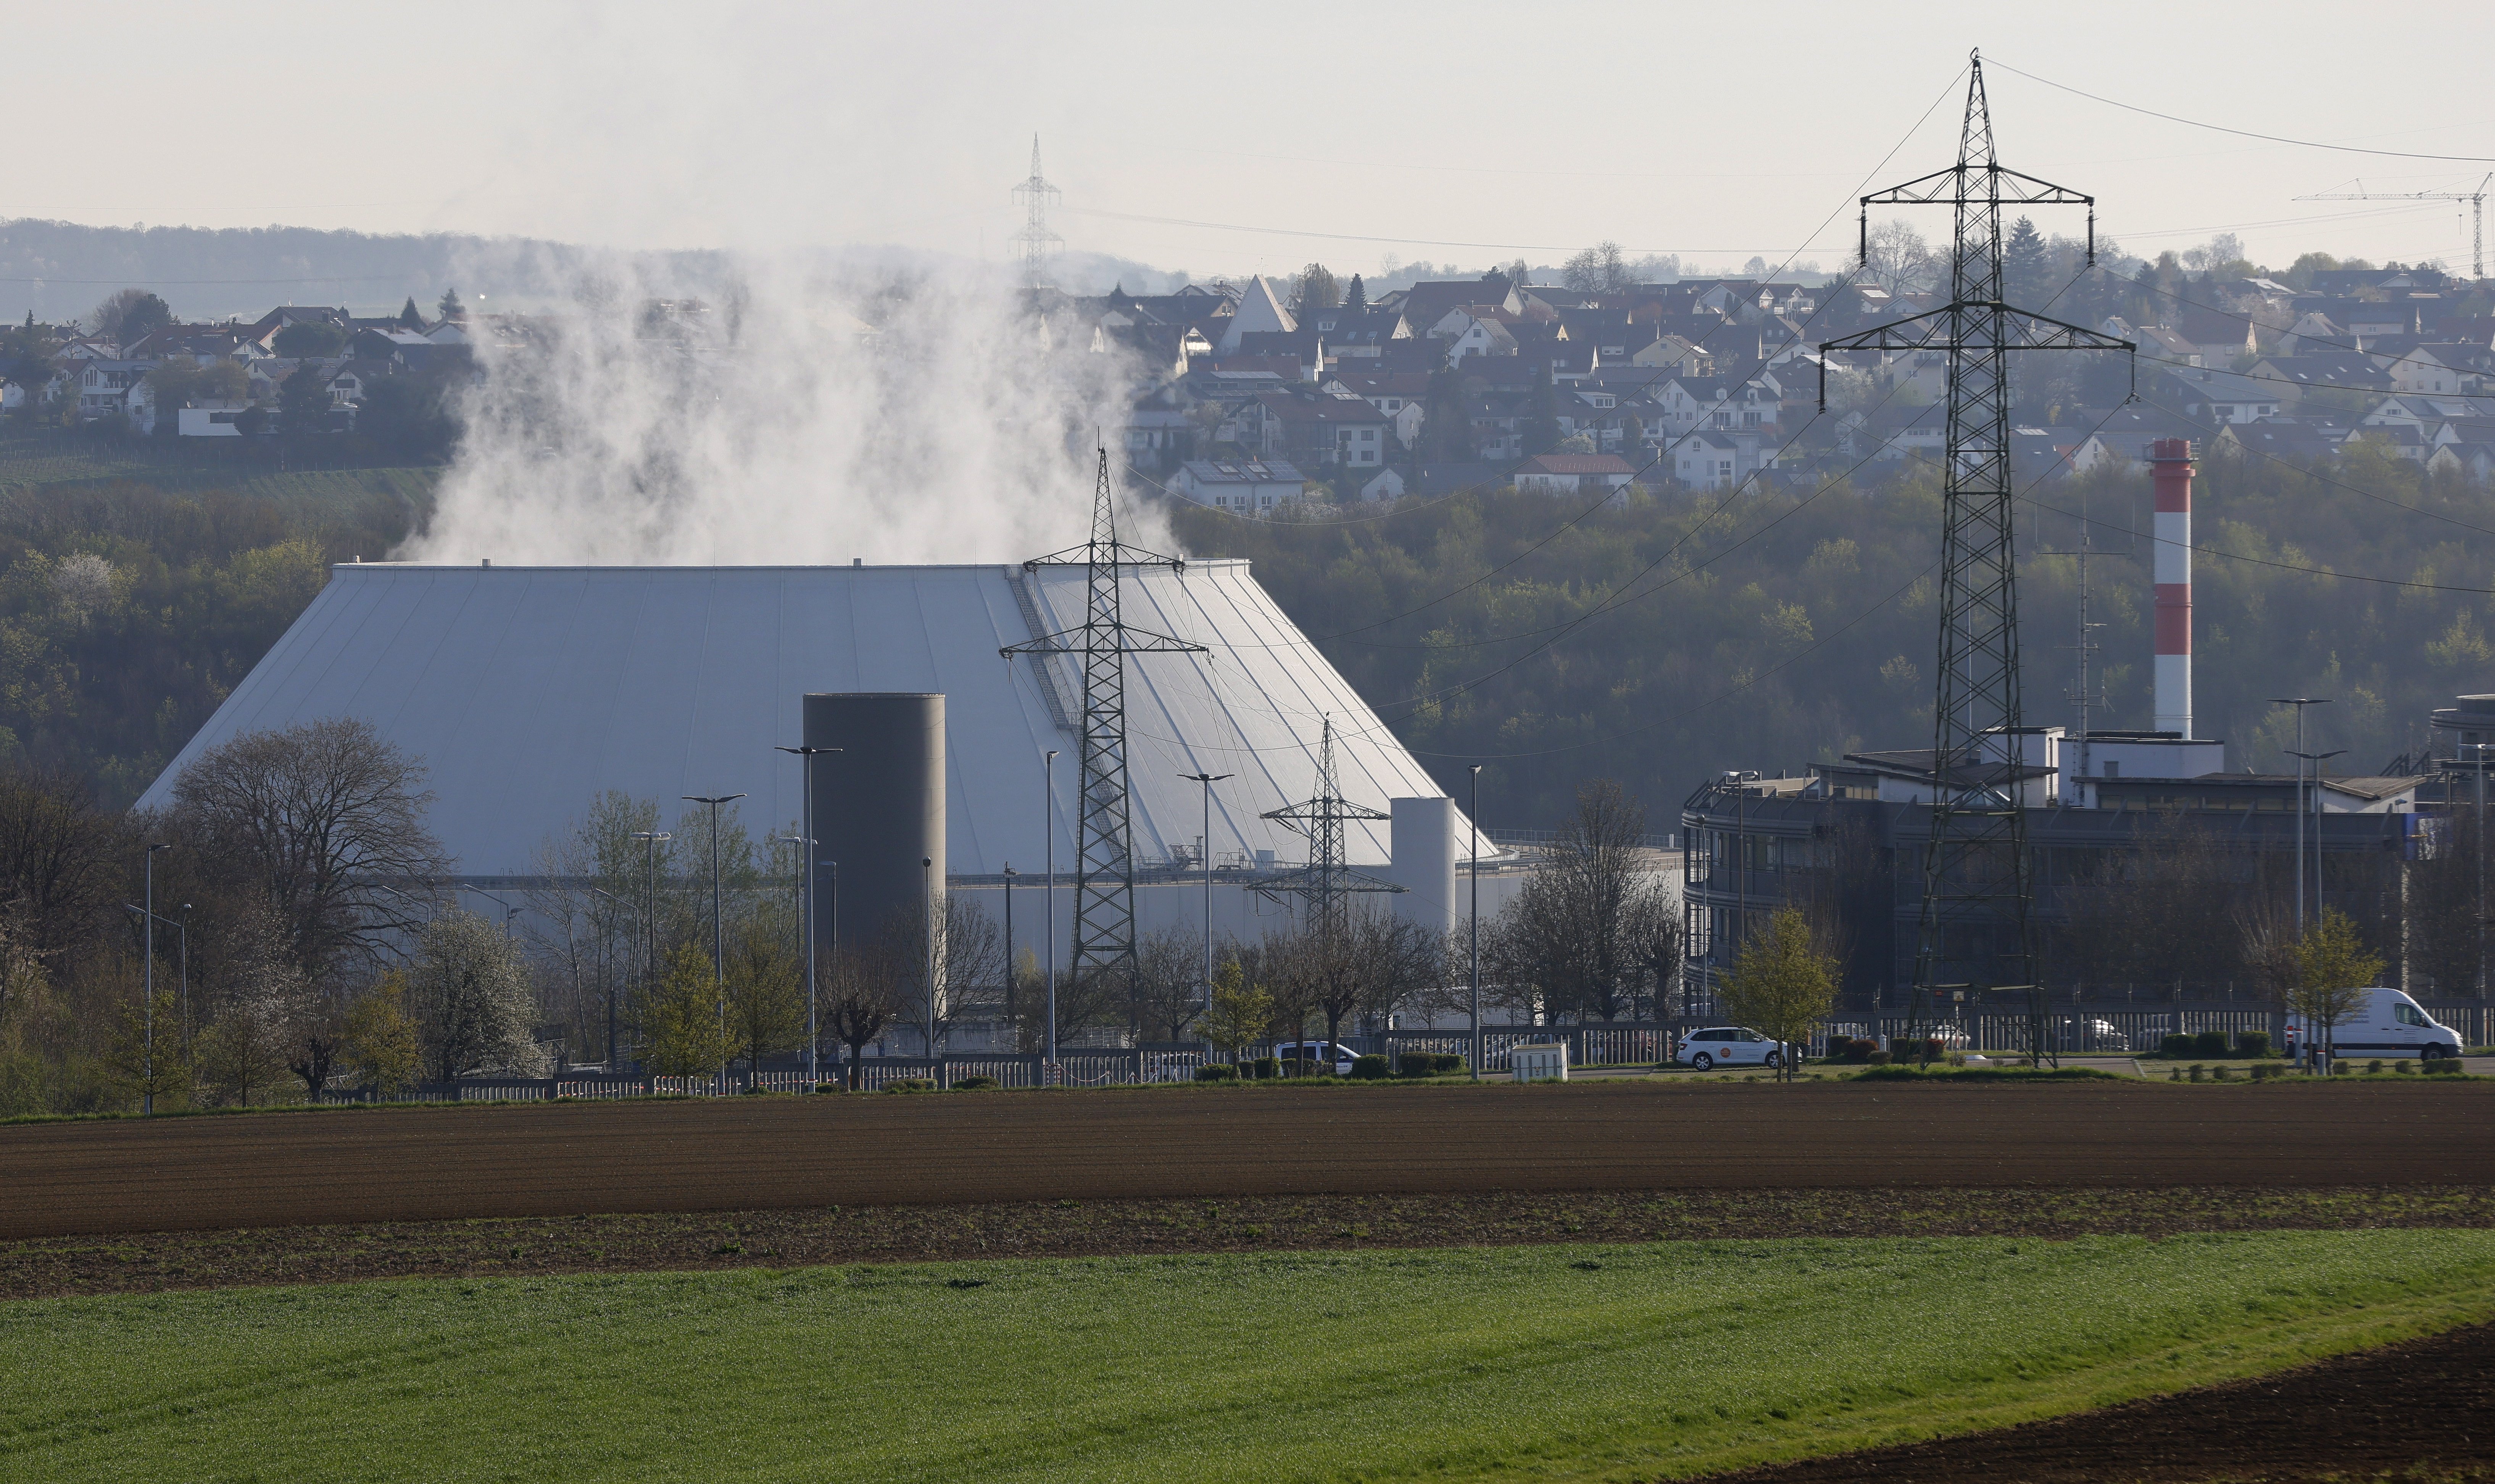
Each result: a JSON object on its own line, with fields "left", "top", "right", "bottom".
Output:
{"left": 1469, "top": 765, "right": 1483, "bottom": 1083}
{"left": 2466, "top": 742, "right": 2494, "bottom": 998}
{"left": 2287, "top": 748, "right": 2347, "bottom": 930}
{"left": 1179, "top": 772, "right": 1233, "bottom": 1011}
{"left": 468, "top": 885, "right": 521, "bottom": 940}
{"left": 773, "top": 835, "right": 811, "bottom": 1080}
{"left": 922, "top": 855, "right": 937, "bottom": 1058}
{"left": 1002, "top": 864, "right": 1017, "bottom": 1032}
{"left": 775, "top": 745, "right": 840, "bottom": 1089}
{"left": 2267, "top": 698, "right": 2331, "bottom": 933}
{"left": 142, "top": 843, "right": 170, "bottom": 1114}
{"left": 1723, "top": 770, "right": 1760, "bottom": 1006}
{"left": 1045, "top": 748, "right": 1059, "bottom": 1078}
{"left": 682, "top": 794, "right": 745, "bottom": 1084}
{"left": 589, "top": 885, "right": 624, "bottom": 1069}
{"left": 630, "top": 829, "right": 671, "bottom": 1075}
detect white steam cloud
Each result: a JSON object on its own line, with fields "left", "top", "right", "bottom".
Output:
{"left": 399, "top": 249, "right": 1159, "bottom": 565}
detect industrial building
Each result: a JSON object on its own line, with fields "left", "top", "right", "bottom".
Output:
{"left": 134, "top": 559, "right": 1510, "bottom": 992}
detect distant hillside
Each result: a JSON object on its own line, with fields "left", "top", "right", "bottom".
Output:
{"left": 0, "top": 219, "right": 1194, "bottom": 323}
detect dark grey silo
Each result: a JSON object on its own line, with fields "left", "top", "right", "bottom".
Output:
{"left": 803, "top": 693, "right": 944, "bottom": 952}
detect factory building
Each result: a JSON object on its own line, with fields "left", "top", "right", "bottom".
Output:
{"left": 134, "top": 560, "right": 1516, "bottom": 1003}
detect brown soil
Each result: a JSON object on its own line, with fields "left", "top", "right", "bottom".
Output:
{"left": 1707, "top": 1318, "right": 2495, "bottom": 1482}
{"left": 7, "top": 1080, "right": 2491, "bottom": 1242}
{"left": 4, "top": 1183, "right": 2489, "bottom": 1301}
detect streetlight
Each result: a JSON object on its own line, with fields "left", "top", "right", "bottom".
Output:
{"left": 1469, "top": 765, "right": 1483, "bottom": 1083}
{"left": 1002, "top": 863, "right": 1017, "bottom": 1032}
{"left": 1044, "top": 749, "right": 1059, "bottom": 1078}
{"left": 773, "top": 834, "right": 811, "bottom": 1081}
{"left": 1723, "top": 770, "right": 1761, "bottom": 998}
{"left": 630, "top": 829, "right": 672, "bottom": 1074}
{"left": 1179, "top": 772, "right": 1233, "bottom": 1012}
{"left": 589, "top": 885, "right": 625, "bottom": 1069}
{"left": 682, "top": 794, "right": 746, "bottom": 1083}
{"left": 468, "top": 885, "right": 521, "bottom": 940}
{"left": 123, "top": 900, "right": 189, "bottom": 1069}
{"left": 922, "top": 855, "right": 938, "bottom": 1058}
{"left": 2287, "top": 748, "right": 2347, "bottom": 930}
{"left": 2464, "top": 742, "right": 2494, "bottom": 998}
{"left": 2267, "top": 698, "right": 2331, "bottom": 932}
{"left": 775, "top": 745, "right": 841, "bottom": 1089}
{"left": 142, "top": 843, "right": 170, "bottom": 1114}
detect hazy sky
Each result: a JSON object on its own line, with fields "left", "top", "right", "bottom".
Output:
{"left": 14, "top": 2, "right": 2495, "bottom": 279}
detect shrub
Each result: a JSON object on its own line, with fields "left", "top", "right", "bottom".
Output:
{"left": 1865, "top": 1050, "right": 1892, "bottom": 1066}
{"left": 1351, "top": 1054, "right": 1390, "bottom": 1080}
{"left": 2159, "top": 1033, "right": 2196, "bottom": 1058}
{"left": 2193, "top": 1030, "right": 2229, "bottom": 1058}
{"left": 2396, "top": 1060, "right": 2414, "bottom": 1075}
{"left": 2187, "top": 1063, "right": 2206, "bottom": 1082}
{"left": 2368, "top": 1059, "right": 2385, "bottom": 1075}
{"left": 954, "top": 1075, "right": 999, "bottom": 1091}
{"left": 2426, "top": 1057, "right": 2463, "bottom": 1075}
{"left": 1395, "top": 1052, "right": 1465, "bottom": 1076}
{"left": 1823, "top": 1035, "right": 1876, "bottom": 1064}
{"left": 2211, "top": 1064, "right": 2233, "bottom": 1081}
{"left": 882, "top": 1077, "right": 938, "bottom": 1094}
{"left": 1892, "top": 1037, "right": 1945, "bottom": 1065}
{"left": 2237, "top": 1031, "right": 2272, "bottom": 1059}
{"left": 1194, "top": 1063, "right": 1239, "bottom": 1082}
{"left": 1248, "top": 1056, "right": 1280, "bottom": 1080}
{"left": 2168, "top": 1067, "right": 2182, "bottom": 1082}
{"left": 2248, "top": 1063, "right": 2279, "bottom": 1081}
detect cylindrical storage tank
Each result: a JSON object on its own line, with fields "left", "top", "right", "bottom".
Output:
{"left": 1387, "top": 796, "right": 1459, "bottom": 936}
{"left": 2149, "top": 438, "right": 2194, "bottom": 739}
{"left": 804, "top": 693, "right": 944, "bottom": 955}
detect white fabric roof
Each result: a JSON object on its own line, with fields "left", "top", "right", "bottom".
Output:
{"left": 134, "top": 560, "right": 1462, "bottom": 877}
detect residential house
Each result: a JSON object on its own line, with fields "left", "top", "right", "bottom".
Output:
{"left": 1214, "top": 276, "right": 1297, "bottom": 356}
{"left": 2159, "top": 365, "right": 2283, "bottom": 424}
{"left": 1255, "top": 387, "right": 1395, "bottom": 469}
{"left": 74, "top": 361, "right": 150, "bottom": 420}
{"left": 2215, "top": 420, "right": 2336, "bottom": 463}
{"left": 1513, "top": 452, "right": 1638, "bottom": 500}
{"left": 1165, "top": 459, "right": 1307, "bottom": 514}
{"left": 1672, "top": 431, "right": 1746, "bottom": 489}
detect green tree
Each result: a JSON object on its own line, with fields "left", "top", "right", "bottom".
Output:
{"left": 1293, "top": 263, "right": 1341, "bottom": 313}
{"left": 642, "top": 940, "right": 732, "bottom": 1078}
{"left": 398, "top": 296, "right": 425, "bottom": 330}
{"left": 725, "top": 898, "right": 804, "bottom": 1072}
{"left": 279, "top": 365, "right": 330, "bottom": 436}
{"left": 272, "top": 320, "right": 347, "bottom": 357}
{"left": 101, "top": 985, "right": 191, "bottom": 1111}
{"left": 1344, "top": 274, "right": 1366, "bottom": 312}
{"left": 1200, "top": 957, "right": 1272, "bottom": 1067}
{"left": 438, "top": 288, "right": 466, "bottom": 322}
{"left": 2003, "top": 216, "right": 2050, "bottom": 308}
{"left": 1522, "top": 364, "right": 1561, "bottom": 456}
{"left": 344, "top": 970, "right": 423, "bottom": 1093}
{"left": 1715, "top": 907, "right": 1836, "bottom": 1082}
{"left": 89, "top": 288, "right": 172, "bottom": 343}
{"left": 2289, "top": 908, "right": 2382, "bottom": 1062}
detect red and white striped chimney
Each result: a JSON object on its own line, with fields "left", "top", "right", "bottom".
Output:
{"left": 2149, "top": 438, "right": 2194, "bottom": 737}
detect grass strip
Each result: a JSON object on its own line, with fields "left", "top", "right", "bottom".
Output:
{"left": 4, "top": 1229, "right": 2492, "bottom": 1482}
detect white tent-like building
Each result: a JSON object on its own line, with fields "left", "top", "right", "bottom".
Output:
{"left": 136, "top": 559, "right": 1492, "bottom": 958}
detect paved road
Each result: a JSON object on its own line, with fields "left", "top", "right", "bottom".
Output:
{"left": 7, "top": 1080, "right": 2492, "bottom": 1240}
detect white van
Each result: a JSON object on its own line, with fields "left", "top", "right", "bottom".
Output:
{"left": 2289, "top": 987, "right": 2463, "bottom": 1061}
{"left": 1674, "top": 1027, "right": 1782, "bottom": 1071}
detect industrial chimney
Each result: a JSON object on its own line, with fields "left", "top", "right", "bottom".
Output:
{"left": 2149, "top": 439, "right": 2194, "bottom": 738}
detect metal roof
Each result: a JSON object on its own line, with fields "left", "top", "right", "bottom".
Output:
{"left": 133, "top": 560, "right": 1463, "bottom": 877}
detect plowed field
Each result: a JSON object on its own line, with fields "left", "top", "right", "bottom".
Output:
{"left": 8, "top": 1079, "right": 2490, "bottom": 1241}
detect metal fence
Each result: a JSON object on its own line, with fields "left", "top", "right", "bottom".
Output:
{"left": 316, "top": 1051, "right": 1211, "bottom": 1103}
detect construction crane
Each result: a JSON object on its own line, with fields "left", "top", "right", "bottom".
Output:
{"left": 2294, "top": 175, "right": 2492, "bottom": 280}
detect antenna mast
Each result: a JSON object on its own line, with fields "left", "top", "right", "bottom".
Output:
{"left": 2296, "top": 174, "right": 2491, "bottom": 281}
{"left": 1009, "top": 136, "right": 1064, "bottom": 292}
{"left": 1820, "top": 52, "right": 2135, "bottom": 1056}
{"left": 1003, "top": 452, "right": 1204, "bottom": 988}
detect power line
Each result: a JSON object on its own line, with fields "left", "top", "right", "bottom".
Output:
{"left": 1991, "top": 58, "right": 2495, "bottom": 164}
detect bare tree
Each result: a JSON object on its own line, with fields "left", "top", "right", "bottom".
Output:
{"left": 171, "top": 718, "right": 447, "bottom": 981}
{"left": 1562, "top": 243, "right": 1631, "bottom": 295}
{"left": 1485, "top": 780, "right": 1671, "bottom": 1023}
{"left": 199, "top": 902, "right": 307, "bottom": 1105}
{"left": 1862, "top": 219, "right": 1939, "bottom": 297}
{"left": 1264, "top": 906, "right": 1439, "bottom": 1059}
{"left": 1128, "top": 926, "right": 1204, "bottom": 1042}
{"left": 0, "top": 765, "right": 126, "bottom": 962}
{"left": 825, "top": 939, "right": 910, "bottom": 1086}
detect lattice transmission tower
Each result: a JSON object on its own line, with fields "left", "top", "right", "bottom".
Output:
{"left": 1256, "top": 718, "right": 1403, "bottom": 936}
{"left": 1820, "top": 51, "right": 2134, "bottom": 1030}
{"left": 1004, "top": 451, "right": 1204, "bottom": 984}
{"left": 1009, "top": 135, "right": 1063, "bottom": 291}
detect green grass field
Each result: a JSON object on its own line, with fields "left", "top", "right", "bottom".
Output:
{"left": 7, "top": 1231, "right": 2493, "bottom": 1482}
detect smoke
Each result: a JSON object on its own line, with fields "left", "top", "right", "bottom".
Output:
{"left": 399, "top": 248, "right": 1158, "bottom": 566}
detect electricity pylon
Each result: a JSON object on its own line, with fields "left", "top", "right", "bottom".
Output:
{"left": 1819, "top": 51, "right": 2134, "bottom": 1032}
{"left": 2296, "top": 175, "right": 2490, "bottom": 281}
{"left": 1257, "top": 717, "right": 1402, "bottom": 937}
{"left": 1004, "top": 451, "right": 1204, "bottom": 985}
{"left": 1009, "top": 136, "right": 1063, "bottom": 291}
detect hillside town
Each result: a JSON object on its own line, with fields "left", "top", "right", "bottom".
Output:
{"left": 6, "top": 245, "right": 2492, "bottom": 506}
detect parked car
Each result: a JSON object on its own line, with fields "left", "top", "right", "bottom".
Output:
{"left": 2076, "top": 1019, "right": 2130, "bottom": 1052}
{"left": 1272, "top": 1040, "right": 1359, "bottom": 1075}
{"left": 2290, "top": 987, "right": 2463, "bottom": 1061}
{"left": 1673, "top": 1026, "right": 1781, "bottom": 1071}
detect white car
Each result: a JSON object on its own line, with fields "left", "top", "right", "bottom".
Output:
{"left": 1272, "top": 1040, "right": 1359, "bottom": 1075}
{"left": 2290, "top": 987, "right": 2463, "bottom": 1061}
{"left": 1675, "top": 1027, "right": 1783, "bottom": 1071}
